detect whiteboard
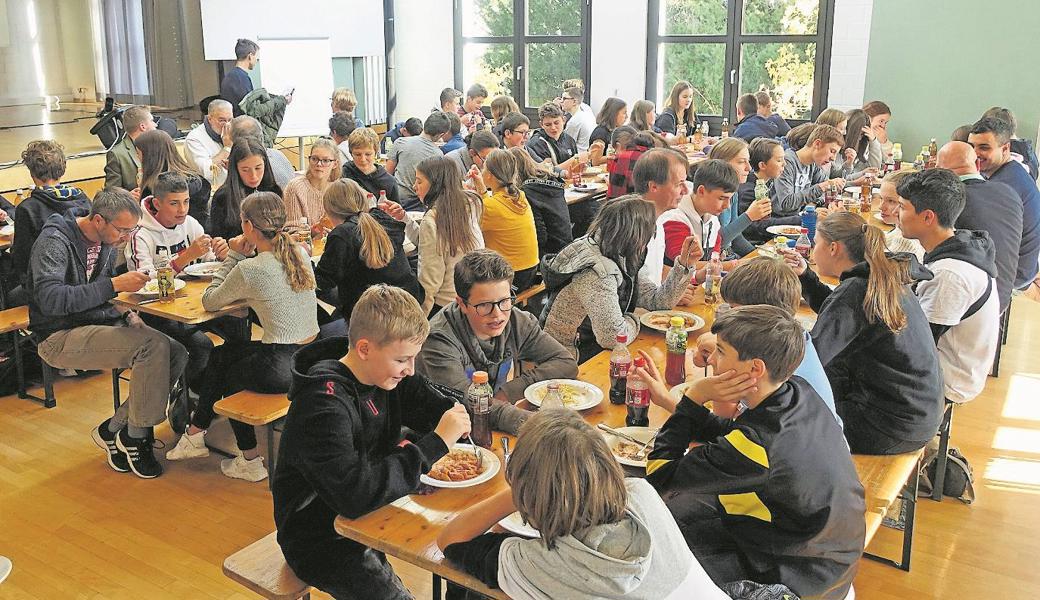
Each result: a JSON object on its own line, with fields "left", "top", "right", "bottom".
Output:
{"left": 257, "top": 38, "right": 334, "bottom": 138}
{"left": 200, "top": 0, "right": 384, "bottom": 60}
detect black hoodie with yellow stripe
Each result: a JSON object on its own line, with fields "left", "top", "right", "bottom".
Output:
{"left": 646, "top": 376, "right": 865, "bottom": 600}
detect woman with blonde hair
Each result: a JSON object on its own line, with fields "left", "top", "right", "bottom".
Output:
{"left": 783, "top": 211, "right": 943, "bottom": 454}
{"left": 655, "top": 80, "right": 698, "bottom": 138}
{"left": 330, "top": 87, "right": 364, "bottom": 127}
{"left": 479, "top": 149, "right": 540, "bottom": 289}
{"left": 877, "top": 169, "right": 924, "bottom": 260}
{"left": 168, "top": 191, "right": 319, "bottom": 482}
{"left": 413, "top": 156, "right": 484, "bottom": 315}
{"left": 437, "top": 409, "right": 728, "bottom": 600}
{"left": 282, "top": 137, "right": 341, "bottom": 235}
{"left": 134, "top": 129, "right": 211, "bottom": 227}
{"left": 315, "top": 178, "right": 422, "bottom": 319}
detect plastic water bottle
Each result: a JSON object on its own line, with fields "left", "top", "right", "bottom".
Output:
{"left": 626, "top": 357, "right": 650, "bottom": 427}
{"left": 892, "top": 143, "right": 903, "bottom": 170}
{"left": 704, "top": 251, "right": 722, "bottom": 305}
{"left": 156, "top": 249, "right": 175, "bottom": 303}
{"left": 801, "top": 205, "right": 817, "bottom": 242}
{"left": 378, "top": 189, "right": 387, "bottom": 208}
{"left": 665, "top": 317, "right": 687, "bottom": 387}
{"left": 721, "top": 118, "right": 730, "bottom": 138}
{"left": 541, "top": 381, "right": 565, "bottom": 410}
{"left": 608, "top": 334, "right": 632, "bottom": 405}
{"left": 465, "top": 371, "right": 493, "bottom": 447}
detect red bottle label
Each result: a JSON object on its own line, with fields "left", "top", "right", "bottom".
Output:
{"left": 610, "top": 360, "right": 630, "bottom": 378}
{"left": 626, "top": 387, "right": 650, "bottom": 408}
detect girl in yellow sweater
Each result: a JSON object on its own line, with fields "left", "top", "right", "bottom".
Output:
{"left": 480, "top": 149, "right": 539, "bottom": 289}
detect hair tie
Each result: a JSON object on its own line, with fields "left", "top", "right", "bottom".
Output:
{"left": 861, "top": 223, "right": 868, "bottom": 233}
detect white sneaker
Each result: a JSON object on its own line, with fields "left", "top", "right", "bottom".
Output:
{"left": 166, "top": 430, "right": 209, "bottom": 460}
{"left": 220, "top": 455, "right": 268, "bottom": 482}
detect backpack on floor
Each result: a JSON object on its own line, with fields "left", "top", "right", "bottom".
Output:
{"left": 919, "top": 445, "right": 976, "bottom": 504}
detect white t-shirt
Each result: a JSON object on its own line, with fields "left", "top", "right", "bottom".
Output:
{"left": 639, "top": 219, "right": 666, "bottom": 285}
{"left": 916, "top": 257, "right": 1000, "bottom": 403}
{"left": 564, "top": 104, "right": 596, "bottom": 152}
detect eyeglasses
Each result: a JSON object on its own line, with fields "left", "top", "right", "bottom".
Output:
{"left": 103, "top": 217, "right": 139, "bottom": 236}
{"left": 465, "top": 295, "right": 516, "bottom": 316}
{"left": 309, "top": 156, "right": 336, "bottom": 166}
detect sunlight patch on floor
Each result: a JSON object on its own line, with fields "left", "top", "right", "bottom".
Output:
{"left": 992, "top": 426, "right": 1040, "bottom": 454}
{"left": 1001, "top": 373, "right": 1040, "bottom": 422}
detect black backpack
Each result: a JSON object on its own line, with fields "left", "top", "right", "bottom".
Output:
{"left": 919, "top": 444, "right": 976, "bottom": 504}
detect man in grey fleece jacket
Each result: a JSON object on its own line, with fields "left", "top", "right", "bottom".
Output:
{"left": 28, "top": 189, "right": 187, "bottom": 479}
{"left": 771, "top": 124, "right": 846, "bottom": 217}
{"left": 417, "top": 250, "right": 577, "bottom": 433}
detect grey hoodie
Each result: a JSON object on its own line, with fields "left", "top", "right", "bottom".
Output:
{"left": 540, "top": 236, "right": 693, "bottom": 358}
{"left": 496, "top": 479, "right": 729, "bottom": 600}
{"left": 416, "top": 303, "right": 578, "bottom": 434}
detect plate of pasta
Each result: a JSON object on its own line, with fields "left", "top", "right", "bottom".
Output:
{"left": 640, "top": 310, "right": 705, "bottom": 333}
{"left": 523, "top": 379, "right": 603, "bottom": 411}
{"left": 420, "top": 445, "right": 500, "bottom": 489}
{"left": 182, "top": 261, "right": 223, "bottom": 278}
{"left": 135, "top": 278, "right": 186, "bottom": 297}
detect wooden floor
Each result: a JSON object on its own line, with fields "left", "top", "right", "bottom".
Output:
{"left": 1, "top": 298, "right": 1039, "bottom": 599}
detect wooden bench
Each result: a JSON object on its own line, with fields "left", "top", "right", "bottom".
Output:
{"left": 0, "top": 306, "right": 56, "bottom": 408}
{"left": 515, "top": 282, "right": 545, "bottom": 307}
{"left": 852, "top": 449, "right": 923, "bottom": 571}
{"left": 223, "top": 532, "right": 311, "bottom": 600}
{"left": 213, "top": 391, "right": 291, "bottom": 488}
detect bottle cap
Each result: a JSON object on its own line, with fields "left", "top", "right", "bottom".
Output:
{"left": 669, "top": 316, "right": 685, "bottom": 328}
{"left": 472, "top": 371, "right": 488, "bottom": 384}
{"left": 634, "top": 357, "right": 646, "bottom": 368}
{"left": 616, "top": 333, "right": 628, "bottom": 343}
{"left": 804, "top": 205, "right": 815, "bottom": 213}
{"left": 547, "top": 381, "right": 560, "bottom": 390}
{"left": 801, "top": 227, "right": 809, "bottom": 233}
{"left": 710, "top": 251, "right": 721, "bottom": 260}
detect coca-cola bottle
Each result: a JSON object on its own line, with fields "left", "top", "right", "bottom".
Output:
{"left": 609, "top": 333, "right": 632, "bottom": 405}
{"left": 626, "top": 357, "right": 650, "bottom": 427}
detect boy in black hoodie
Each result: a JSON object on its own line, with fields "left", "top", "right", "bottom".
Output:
{"left": 897, "top": 169, "right": 999, "bottom": 405}
{"left": 637, "top": 305, "right": 865, "bottom": 600}
{"left": 273, "top": 285, "right": 471, "bottom": 600}
{"left": 12, "top": 140, "right": 91, "bottom": 293}
{"left": 524, "top": 102, "right": 588, "bottom": 176}
{"left": 341, "top": 127, "right": 401, "bottom": 204}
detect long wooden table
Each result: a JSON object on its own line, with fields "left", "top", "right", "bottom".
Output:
{"left": 111, "top": 278, "right": 249, "bottom": 325}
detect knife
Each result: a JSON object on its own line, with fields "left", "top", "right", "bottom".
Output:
{"left": 596, "top": 423, "right": 654, "bottom": 445}
{"left": 501, "top": 437, "right": 511, "bottom": 469}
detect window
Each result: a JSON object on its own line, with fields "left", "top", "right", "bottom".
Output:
{"left": 454, "top": 0, "right": 591, "bottom": 112}
{"left": 647, "top": 0, "right": 834, "bottom": 123}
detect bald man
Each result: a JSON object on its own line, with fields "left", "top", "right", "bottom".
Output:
{"left": 937, "top": 141, "right": 1023, "bottom": 310}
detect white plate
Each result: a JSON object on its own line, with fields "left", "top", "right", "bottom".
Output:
{"left": 498, "top": 512, "right": 540, "bottom": 538}
{"left": 569, "top": 184, "right": 599, "bottom": 193}
{"left": 583, "top": 166, "right": 605, "bottom": 175}
{"left": 182, "top": 261, "right": 223, "bottom": 278}
{"left": 669, "top": 382, "right": 690, "bottom": 404}
{"left": 797, "top": 315, "right": 817, "bottom": 331}
{"left": 524, "top": 379, "right": 603, "bottom": 411}
{"left": 600, "top": 426, "right": 656, "bottom": 468}
{"left": 0, "top": 224, "right": 13, "bottom": 236}
{"left": 420, "top": 444, "right": 500, "bottom": 489}
{"left": 640, "top": 310, "right": 705, "bottom": 334}
{"left": 844, "top": 185, "right": 880, "bottom": 195}
{"left": 765, "top": 225, "right": 803, "bottom": 237}
{"left": 134, "top": 278, "right": 187, "bottom": 297}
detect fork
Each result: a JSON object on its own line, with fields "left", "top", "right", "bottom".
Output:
{"left": 464, "top": 436, "right": 482, "bottom": 469}
{"left": 634, "top": 431, "right": 660, "bottom": 461}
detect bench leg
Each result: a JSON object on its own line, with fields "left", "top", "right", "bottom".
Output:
{"left": 12, "top": 332, "right": 56, "bottom": 408}
{"left": 932, "top": 403, "right": 953, "bottom": 502}
{"left": 432, "top": 573, "right": 442, "bottom": 600}
{"left": 864, "top": 457, "right": 919, "bottom": 571}
{"left": 267, "top": 423, "right": 276, "bottom": 492}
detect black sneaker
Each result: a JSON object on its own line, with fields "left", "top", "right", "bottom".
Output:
{"left": 91, "top": 419, "right": 130, "bottom": 473}
{"left": 115, "top": 430, "right": 164, "bottom": 479}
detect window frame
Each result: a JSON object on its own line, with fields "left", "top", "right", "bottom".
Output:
{"left": 453, "top": 0, "right": 592, "bottom": 117}
{"left": 645, "top": 0, "right": 836, "bottom": 128}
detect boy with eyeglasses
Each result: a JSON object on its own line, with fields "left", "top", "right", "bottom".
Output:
{"left": 417, "top": 249, "right": 577, "bottom": 434}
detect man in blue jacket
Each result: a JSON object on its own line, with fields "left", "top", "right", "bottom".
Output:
{"left": 732, "top": 94, "right": 779, "bottom": 143}
{"left": 969, "top": 116, "right": 1040, "bottom": 288}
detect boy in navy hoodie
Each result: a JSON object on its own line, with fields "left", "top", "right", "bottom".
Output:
{"left": 273, "top": 285, "right": 472, "bottom": 600}
{"left": 637, "top": 305, "right": 865, "bottom": 600}
{"left": 897, "top": 168, "right": 999, "bottom": 405}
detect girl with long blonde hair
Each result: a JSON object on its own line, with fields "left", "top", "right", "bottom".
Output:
{"left": 170, "top": 191, "right": 319, "bottom": 482}
{"left": 783, "top": 211, "right": 944, "bottom": 454}
{"left": 282, "top": 137, "right": 342, "bottom": 235}
{"left": 315, "top": 178, "right": 423, "bottom": 319}
{"left": 436, "top": 409, "right": 728, "bottom": 599}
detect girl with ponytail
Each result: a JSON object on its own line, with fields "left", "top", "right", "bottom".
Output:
{"left": 314, "top": 178, "right": 423, "bottom": 320}
{"left": 783, "top": 211, "right": 944, "bottom": 455}
{"left": 479, "top": 149, "right": 540, "bottom": 289}
{"left": 170, "top": 191, "right": 319, "bottom": 482}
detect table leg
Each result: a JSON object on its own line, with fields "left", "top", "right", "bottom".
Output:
{"left": 432, "top": 573, "right": 442, "bottom": 600}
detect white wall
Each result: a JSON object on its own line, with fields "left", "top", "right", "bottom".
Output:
{"left": 393, "top": 0, "right": 454, "bottom": 121}
{"left": 589, "top": 0, "right": 647, "bottom": 110}
{"left": 826, "top": 0, "right": 873, "bottom": 110}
